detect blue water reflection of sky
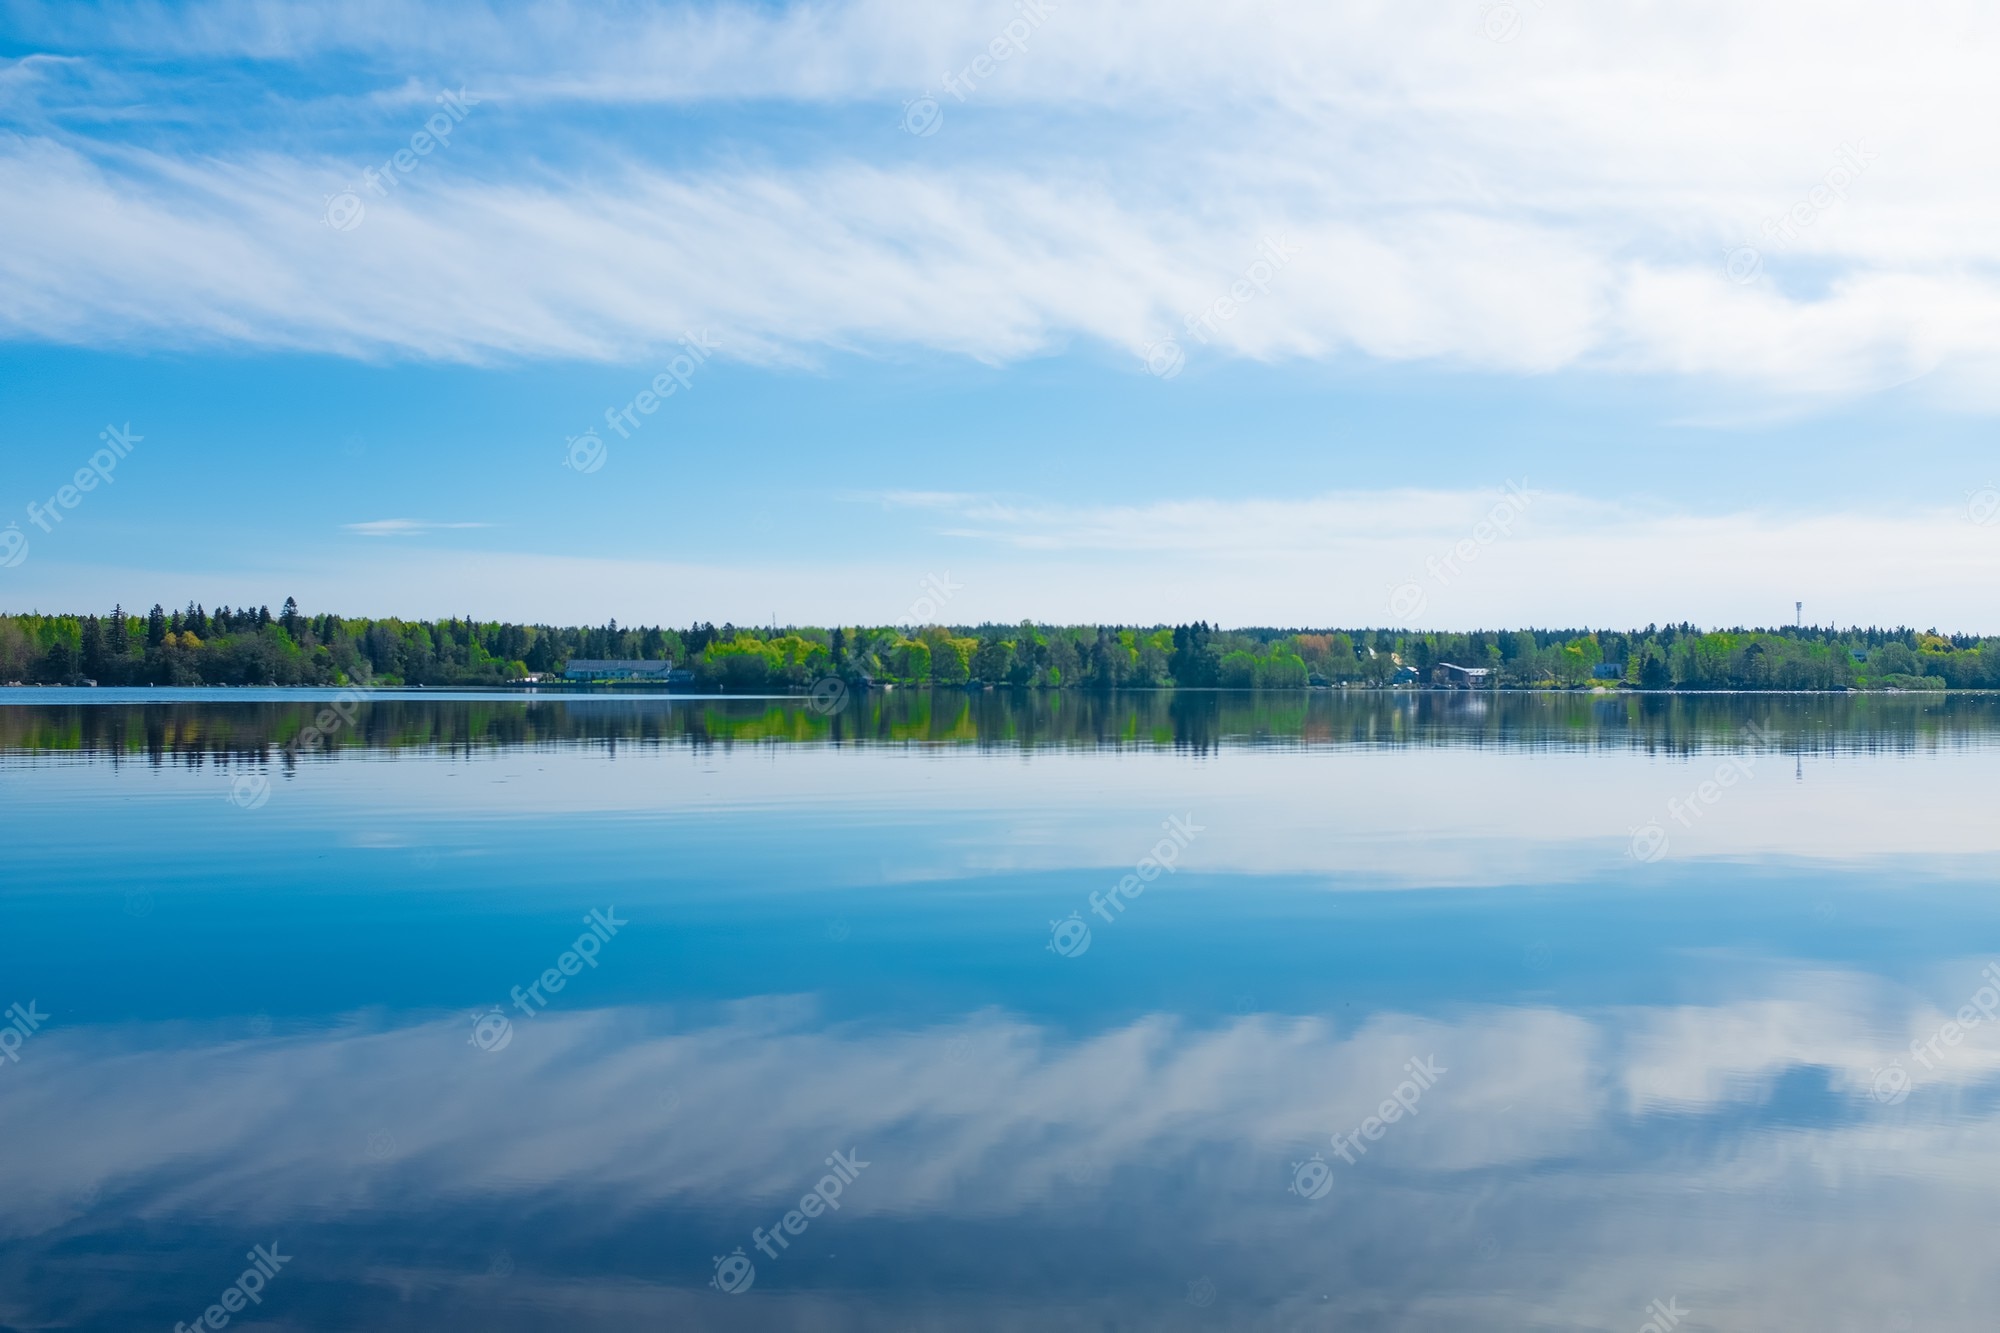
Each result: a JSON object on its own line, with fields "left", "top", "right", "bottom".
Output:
{"left": 4, "top": 717, "right": 1999, "bottom": 1329}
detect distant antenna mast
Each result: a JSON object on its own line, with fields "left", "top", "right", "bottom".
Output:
{"left": 1795, "top": 601, "right": 1803, "bottom": 627}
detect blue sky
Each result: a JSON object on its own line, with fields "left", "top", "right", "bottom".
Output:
{"left": 4, "top": 0, "right": 1999, "bottom": 629}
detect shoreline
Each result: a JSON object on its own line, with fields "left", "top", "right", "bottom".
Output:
{"left": 0, "top": 683, "right": 1982, "bottom": 697}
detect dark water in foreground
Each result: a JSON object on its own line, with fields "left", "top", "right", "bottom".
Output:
{"left": 2, "top": 690, "right": 1996, "bottom": 1330}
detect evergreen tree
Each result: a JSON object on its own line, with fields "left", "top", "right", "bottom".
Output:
{"left": 80, "top": 616, "right": 105, "bottom": 678}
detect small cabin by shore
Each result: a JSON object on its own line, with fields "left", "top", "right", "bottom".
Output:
{"left": 562, "top": 659, "right": 675, "bottom": 682}
{"left": 1432, "top": 662, "right": 1493, "bottom": 688}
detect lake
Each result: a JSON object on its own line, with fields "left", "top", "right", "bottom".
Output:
{"left": 3, "top": 689, "right": 1996, "bottom": 1330}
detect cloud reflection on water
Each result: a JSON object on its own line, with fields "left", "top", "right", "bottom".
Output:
{"left": 6, "top": 967, "right": 2000, "bottom": 1327}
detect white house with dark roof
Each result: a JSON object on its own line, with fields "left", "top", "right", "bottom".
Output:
{"left": 561, "top": 659, "right": 675, "bottom": 681}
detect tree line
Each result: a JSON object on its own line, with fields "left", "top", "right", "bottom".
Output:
{"left": 0, "top": 604, "right": 1993, "bottom": 690}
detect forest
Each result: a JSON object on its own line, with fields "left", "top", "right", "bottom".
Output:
{"left": 0, "top": 602, "right": 1992, "bottom": 691}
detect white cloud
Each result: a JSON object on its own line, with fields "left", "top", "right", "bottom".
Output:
{"left": 341, "top": 519, "right": 492, "bottom": 537}
{"left": 5, "top": 2, "right": 2000, "bottom": 396}
{"left": 13, "top": 483, "right": 2000, "bottom": 629}
{"left": 6, "top": 969, "right": 2000, "bottom": 1325}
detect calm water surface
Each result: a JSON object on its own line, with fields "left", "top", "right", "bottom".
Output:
{"left": 2, "top": 690, "right": 1996, "bottom": 1330}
